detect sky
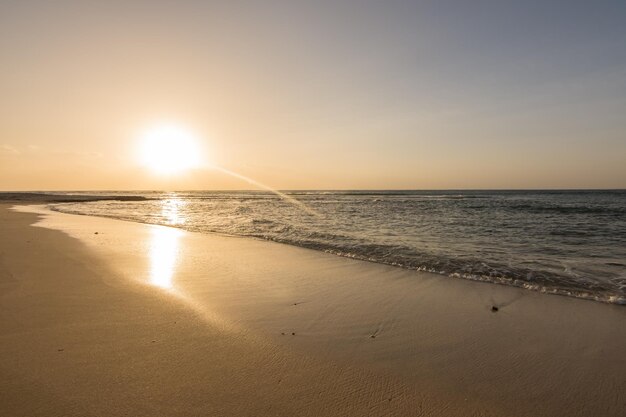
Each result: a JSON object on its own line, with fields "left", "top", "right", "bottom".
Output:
{"left": 1, "top": 0, "right": 625, "bottom": 190}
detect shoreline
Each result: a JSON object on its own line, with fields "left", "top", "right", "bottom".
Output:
{"left": 45, "top": 200, "right": 625, "bottom": 306}
{"left": 1, "top": 203, "right": 625, "bottom": 416}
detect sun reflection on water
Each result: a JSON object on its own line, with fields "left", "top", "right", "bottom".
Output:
{"left": 148, "top": 226, "right": 182, "bottom": 289}
{"left": 161, "top": 197, "right": 186, "bottom": 225}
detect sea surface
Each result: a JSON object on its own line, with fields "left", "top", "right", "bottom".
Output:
{"left": 49, "top": 190, "right": 626, "bottom": 305}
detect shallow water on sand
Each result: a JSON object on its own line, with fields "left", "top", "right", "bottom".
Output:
{"left": 50, "top": 190, "right": 626, "bottom": 304}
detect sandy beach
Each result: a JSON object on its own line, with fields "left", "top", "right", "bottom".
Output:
{"left": 3, "top": 0, "right": 625, "bottom": 415}
{"left": 1, "top": 203, "right": 624, "bottom": 416}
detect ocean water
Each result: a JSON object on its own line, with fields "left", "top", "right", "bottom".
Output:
{"left": 49, "top": 190, "right": 626, "bottom": 305}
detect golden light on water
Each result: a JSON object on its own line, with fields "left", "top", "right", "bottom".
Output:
{"left": 148, "top": 226, "right": 183, "bottom": 289}
{"left": 162, "top": 197, "right": 186, "bottom": 225}
{"left": 138, "top": 124, "right": 203, "bottom": 175}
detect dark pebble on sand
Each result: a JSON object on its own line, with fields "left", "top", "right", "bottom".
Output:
{"left": 291, "top": 332, "right": 295, "bottom": 336}
{"left": 491, "top": 306, "right": 499, "bottom": 312}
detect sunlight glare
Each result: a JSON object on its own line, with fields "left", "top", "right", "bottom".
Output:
{"left": 161, "top": 197, "right": 187, "bottom": 225}
{"left": 139, "top": 124, "right": 202, "bottom": 175}
{"left": 148, "top": 226, "right": 182, "bottom": 289}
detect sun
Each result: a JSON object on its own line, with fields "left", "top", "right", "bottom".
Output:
{"left": 138, "top": 124, "right": 203, "bottom": 175}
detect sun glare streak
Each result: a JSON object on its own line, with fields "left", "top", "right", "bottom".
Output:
{"left": 148, "top": 226, "right": 182, "bottom": 289}
{"left": 211, "top": 165, "right": 320, "bottom": 217}
{"left": 136, "top": 122, "right": 316, "bottom": 216}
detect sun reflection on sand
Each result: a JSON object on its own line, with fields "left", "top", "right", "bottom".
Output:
{"left": 148, "top": 226, "right": 182, "bottom": 289}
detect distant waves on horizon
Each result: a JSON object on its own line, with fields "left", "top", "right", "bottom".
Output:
{"left": 49, "top": 190, "right": 626, "bottom": 305}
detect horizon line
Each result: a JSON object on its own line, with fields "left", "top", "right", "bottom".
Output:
{"left": 2, "top": 188, "right": 626, "bottom": 193}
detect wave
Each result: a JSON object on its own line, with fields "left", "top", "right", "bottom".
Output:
{"left": 247, "top": 236, "right": 625, "bottom": 305}
{"left": 507, "top": 204, "right": 626, "bottom": 216}
{"left": 46, "top": 192, "right": 626, "bottom": 306}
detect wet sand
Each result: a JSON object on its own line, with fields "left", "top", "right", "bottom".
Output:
{"left": 1, "top": 203, "right": 625, "bottom": 416}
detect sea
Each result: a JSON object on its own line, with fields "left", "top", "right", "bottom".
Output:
{"left": 48, "top": 190, "right": 626, "bottom": 305}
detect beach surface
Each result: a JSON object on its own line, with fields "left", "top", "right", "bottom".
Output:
{"left": 1, "top": 203, "right": 624, "bottom": 416}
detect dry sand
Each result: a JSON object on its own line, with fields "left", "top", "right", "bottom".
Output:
{"left": 1, "top": 203, "right": 624, "bottom": 416}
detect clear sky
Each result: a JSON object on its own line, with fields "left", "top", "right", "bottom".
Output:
{"left": 1, "top": 0, "right": 625, "bottom": 190}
